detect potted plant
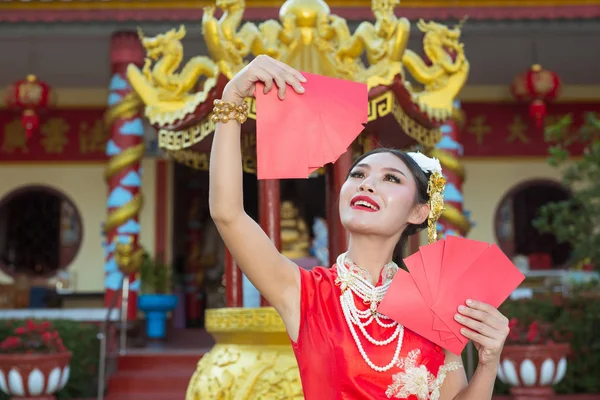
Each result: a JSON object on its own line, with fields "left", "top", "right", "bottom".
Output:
{"left": 138, "top": 253, "right": 178, "bottom": 339}
{"left": 0, "top": 320, "right": 71, "bottom": 400}
{"left": 498, "top": 317, "right": 570, "bottom": 400}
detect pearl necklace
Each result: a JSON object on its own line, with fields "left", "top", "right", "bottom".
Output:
{"left": 335, "top": 253, "right": 404, "bottom": 372}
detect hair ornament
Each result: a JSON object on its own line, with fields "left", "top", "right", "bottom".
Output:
{"left": 407, "top": 152, "right": 446, "bottom": 244}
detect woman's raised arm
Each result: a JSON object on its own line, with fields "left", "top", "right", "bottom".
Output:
{"left": 209, "top": 56, "right": 307, "bottom": 326}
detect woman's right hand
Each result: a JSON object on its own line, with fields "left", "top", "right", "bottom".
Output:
{"left": 222, "top": 55, "right": 306, "bottom": 104}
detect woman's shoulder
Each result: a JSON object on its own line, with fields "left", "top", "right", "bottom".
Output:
{"left": 297, "top": 265, "right": 338, "bottom": 296}
{"left": 298, "top": 265, "right": 337, "bottom": 283}
{"left": 298, "top": 265, "right": 337, "bottom": 282}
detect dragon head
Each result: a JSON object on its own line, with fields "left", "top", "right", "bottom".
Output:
{"left": 372, "top": 0, "right": 399, "bottom": 14}
{"left": 372, "top": 0, "right": 399, "bottom": 36}
{"left": 417, "top": 18, "right": 466, "bottom": 58}
{"left": 138, "top": 25, "right": 186, "bottom": 60}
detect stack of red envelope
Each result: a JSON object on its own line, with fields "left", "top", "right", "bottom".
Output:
{"left": 378, "top": 236, "right": 525, "bottom": 355}
{"left": 254, "top": 72, "right": 368, "bottom": 180}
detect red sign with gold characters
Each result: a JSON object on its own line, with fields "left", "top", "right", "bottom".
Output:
{"left": 0, "top": 104, "right": 598, "bottom": 161}
{"left": 460, "top": 102, "right": 597, "bottom": 157}
{"left": 0, "top": 109, "right": 108, "bottom": 161}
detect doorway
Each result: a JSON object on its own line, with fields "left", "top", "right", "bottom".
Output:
{"left": 495, "top": 179, "right": 572, "bottom": 268}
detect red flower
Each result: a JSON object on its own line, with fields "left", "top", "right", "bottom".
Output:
{"left": 26, "top": 320, "right": 38, "bottom": 332}
{"left": 505, "top": 317, "right": 557, "bottom": 345}
{"left": 526, "top": 321, "right": 540, "bottom": 343}
{"left": 41, "top": 332, "right": 53, "bottom": 343}
{"left": 0, "top": 320, "right": 67, "bottom": 354}
{"left": 0, "top": 336, "right": 21, "bottom": 351}
{"left": 14, "top": 327, "right": 27, "bottom": 335}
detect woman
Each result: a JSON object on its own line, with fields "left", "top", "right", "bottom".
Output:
{"left": 209, "top": 55, "right": 510, "bottom": 399}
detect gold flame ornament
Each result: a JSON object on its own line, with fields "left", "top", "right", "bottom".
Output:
{"left": 407, "top": 152, "right": 446, "bottom": 244}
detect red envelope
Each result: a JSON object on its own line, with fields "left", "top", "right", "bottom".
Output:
{"left": 435, "top": 237, "right": 488, "bottom": 341}
{"left": 255, "top": 72, "right": 368, "bottom": 180}
{"left": 419, "top": 240, "right": 444, "bottom": 302}
{"left": 404, "top": 251, "right": 433, "bottom": 306}
{"left": 431, "top": 244, "right": 525, "bottom": 341}
{"left": 404, "top": 251, "right": 459, "bottom": 343}
{"left": 382, "top": 238, "right": 523, "bottom": 355}
{"left": 440, "top": 236, "right": 490, "bottom": 288}
{"left": 255, "top": 82, "right": 310, "bottom": 179}
{"left": 378, "top": 269, "right": 466, "bottom": 356}
{"left": 418, "top": 240, "right": 456, "bottom": 339}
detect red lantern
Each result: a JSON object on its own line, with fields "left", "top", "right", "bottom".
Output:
{"left": 4, "top": 75, "right": 52, "bottom": 138}
{"left": 510, "top": 64, "right": 561, "bottom": 128}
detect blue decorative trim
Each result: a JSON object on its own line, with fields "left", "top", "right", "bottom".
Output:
{"left": 119, "top": 119, "right": 145, "bottom": 136}
{"left": 242, "top": 274, "right": 261, "bottom": 308}
{"left": 444, "top": 183, "right": 464, "bottom": 203}
{"left": 108, "top": 93, "right": 122, "bottom": 106}
{"left": 437, "top": 136, "right": 463, "bottom": 156}
{"left": 107, "top": 187, "right": 133, "bottom": 208}
{"left": 105, "top": 240, "right": 116, "bottom": 253}
{"left": 129, "top": 279, "right": 140, "bottom": 292}
{"left": 105, "top": 271, "right": 124, "bottom": 291}
{"left": 109, "top": 75, "right": 128, "bottom": 91}
{"left": 106, "top": 140, "right": 121, "bottom": 156}
{"left": 441, "top": 124, "right": 453, "bottom": 134}
{"left": 117, "top": 219, "right": 141, "bottom": 235}
{"left": 104, "top": 257, "right": 119, "bottom": 274}
{"left": 120, "top": 171, "right": 142, "bottom": 187}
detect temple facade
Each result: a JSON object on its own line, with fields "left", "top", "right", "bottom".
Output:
{"left": 0, "top": 0, "right": 598, "bottom": 340}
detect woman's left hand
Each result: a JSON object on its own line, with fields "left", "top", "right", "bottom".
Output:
{"left": 455, "top": 299, "right": 510, "bottom": 368}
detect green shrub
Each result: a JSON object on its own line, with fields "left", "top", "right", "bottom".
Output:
{"left": 140, "top": 252, "right": 171, "bottom": 294}
{"left": 0, "top": 319, "right": 100, "bottom": 399}
{"left": 493, "top": 290, "right": 600, "bottom": 394}
{"left": 533, "top": 112, "right": 600, "bottom": 271}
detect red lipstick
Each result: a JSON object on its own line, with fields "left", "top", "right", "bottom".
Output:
{"left": 350, "top": 195, "right": 380, "bottom": 212}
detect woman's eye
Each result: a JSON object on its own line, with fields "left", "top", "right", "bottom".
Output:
{"left": 349, "top": 171, "right": 364, "bottom": 179}
{"left": 384, "top": 174, "right": 400, "bottom": 183}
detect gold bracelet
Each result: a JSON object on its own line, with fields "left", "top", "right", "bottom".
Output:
{"left": 211, "top": 99, "right": 249, "bottom": 124}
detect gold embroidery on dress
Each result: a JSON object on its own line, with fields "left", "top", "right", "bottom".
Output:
{"left": 385, "top": 349, "right": 462, "bottom": 399}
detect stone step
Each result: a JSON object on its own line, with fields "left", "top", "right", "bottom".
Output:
{"left": 108, "top": 370, "right": 192, "bottom": 394}
{"left": 117, "top": 352, "right": 204, "bottom": 372}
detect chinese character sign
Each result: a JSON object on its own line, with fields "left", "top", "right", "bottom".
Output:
{"left": 460, "top": 103, "right": 596, "bottom": 157}
{"left": 0, "top": 109, "right": 109, "bottom": 161}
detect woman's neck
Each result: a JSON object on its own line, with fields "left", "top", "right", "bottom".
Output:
{"left": 345, "top": 234, "right": 399, "bottom": 285}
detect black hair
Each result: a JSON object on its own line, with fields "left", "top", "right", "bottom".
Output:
{"left": 347, "top": 147, "right": 431, "bottom": 262}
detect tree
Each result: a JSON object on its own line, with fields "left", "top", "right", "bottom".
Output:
{"left": 533, "top": 112, "right": 600, "bottom": 271}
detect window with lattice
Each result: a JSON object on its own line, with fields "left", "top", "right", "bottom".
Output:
{"left": 494, "top": 179, "right": 572, "bottom": 268}
{"left": 0, "top": 186, "right": 82, "bottom": 278}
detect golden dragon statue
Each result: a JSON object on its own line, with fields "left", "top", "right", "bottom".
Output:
{"left": 201, "top": 0, "right": 297, "bottom": 78}
{"left": 335, "top": 0, "right": 469, "bottom": 121}
{"left": 126, "top": 25, "right": 220, "bottom": 127}
{"left": 334, "top": 0, "right": 410, "bottom": 86}
{"left": 127, "top": 0, "right": 469, "bottom": 147}
{"left": 403, "top": 18, "right": 470, "bottom": 121}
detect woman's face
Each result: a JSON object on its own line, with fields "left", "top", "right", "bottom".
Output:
{"left": 339, "top": 152, "right": 428, "bottom": 238}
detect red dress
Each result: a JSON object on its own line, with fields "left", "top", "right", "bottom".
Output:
{"left": 291, "top": 265, "right": 461, "bottom": 400}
